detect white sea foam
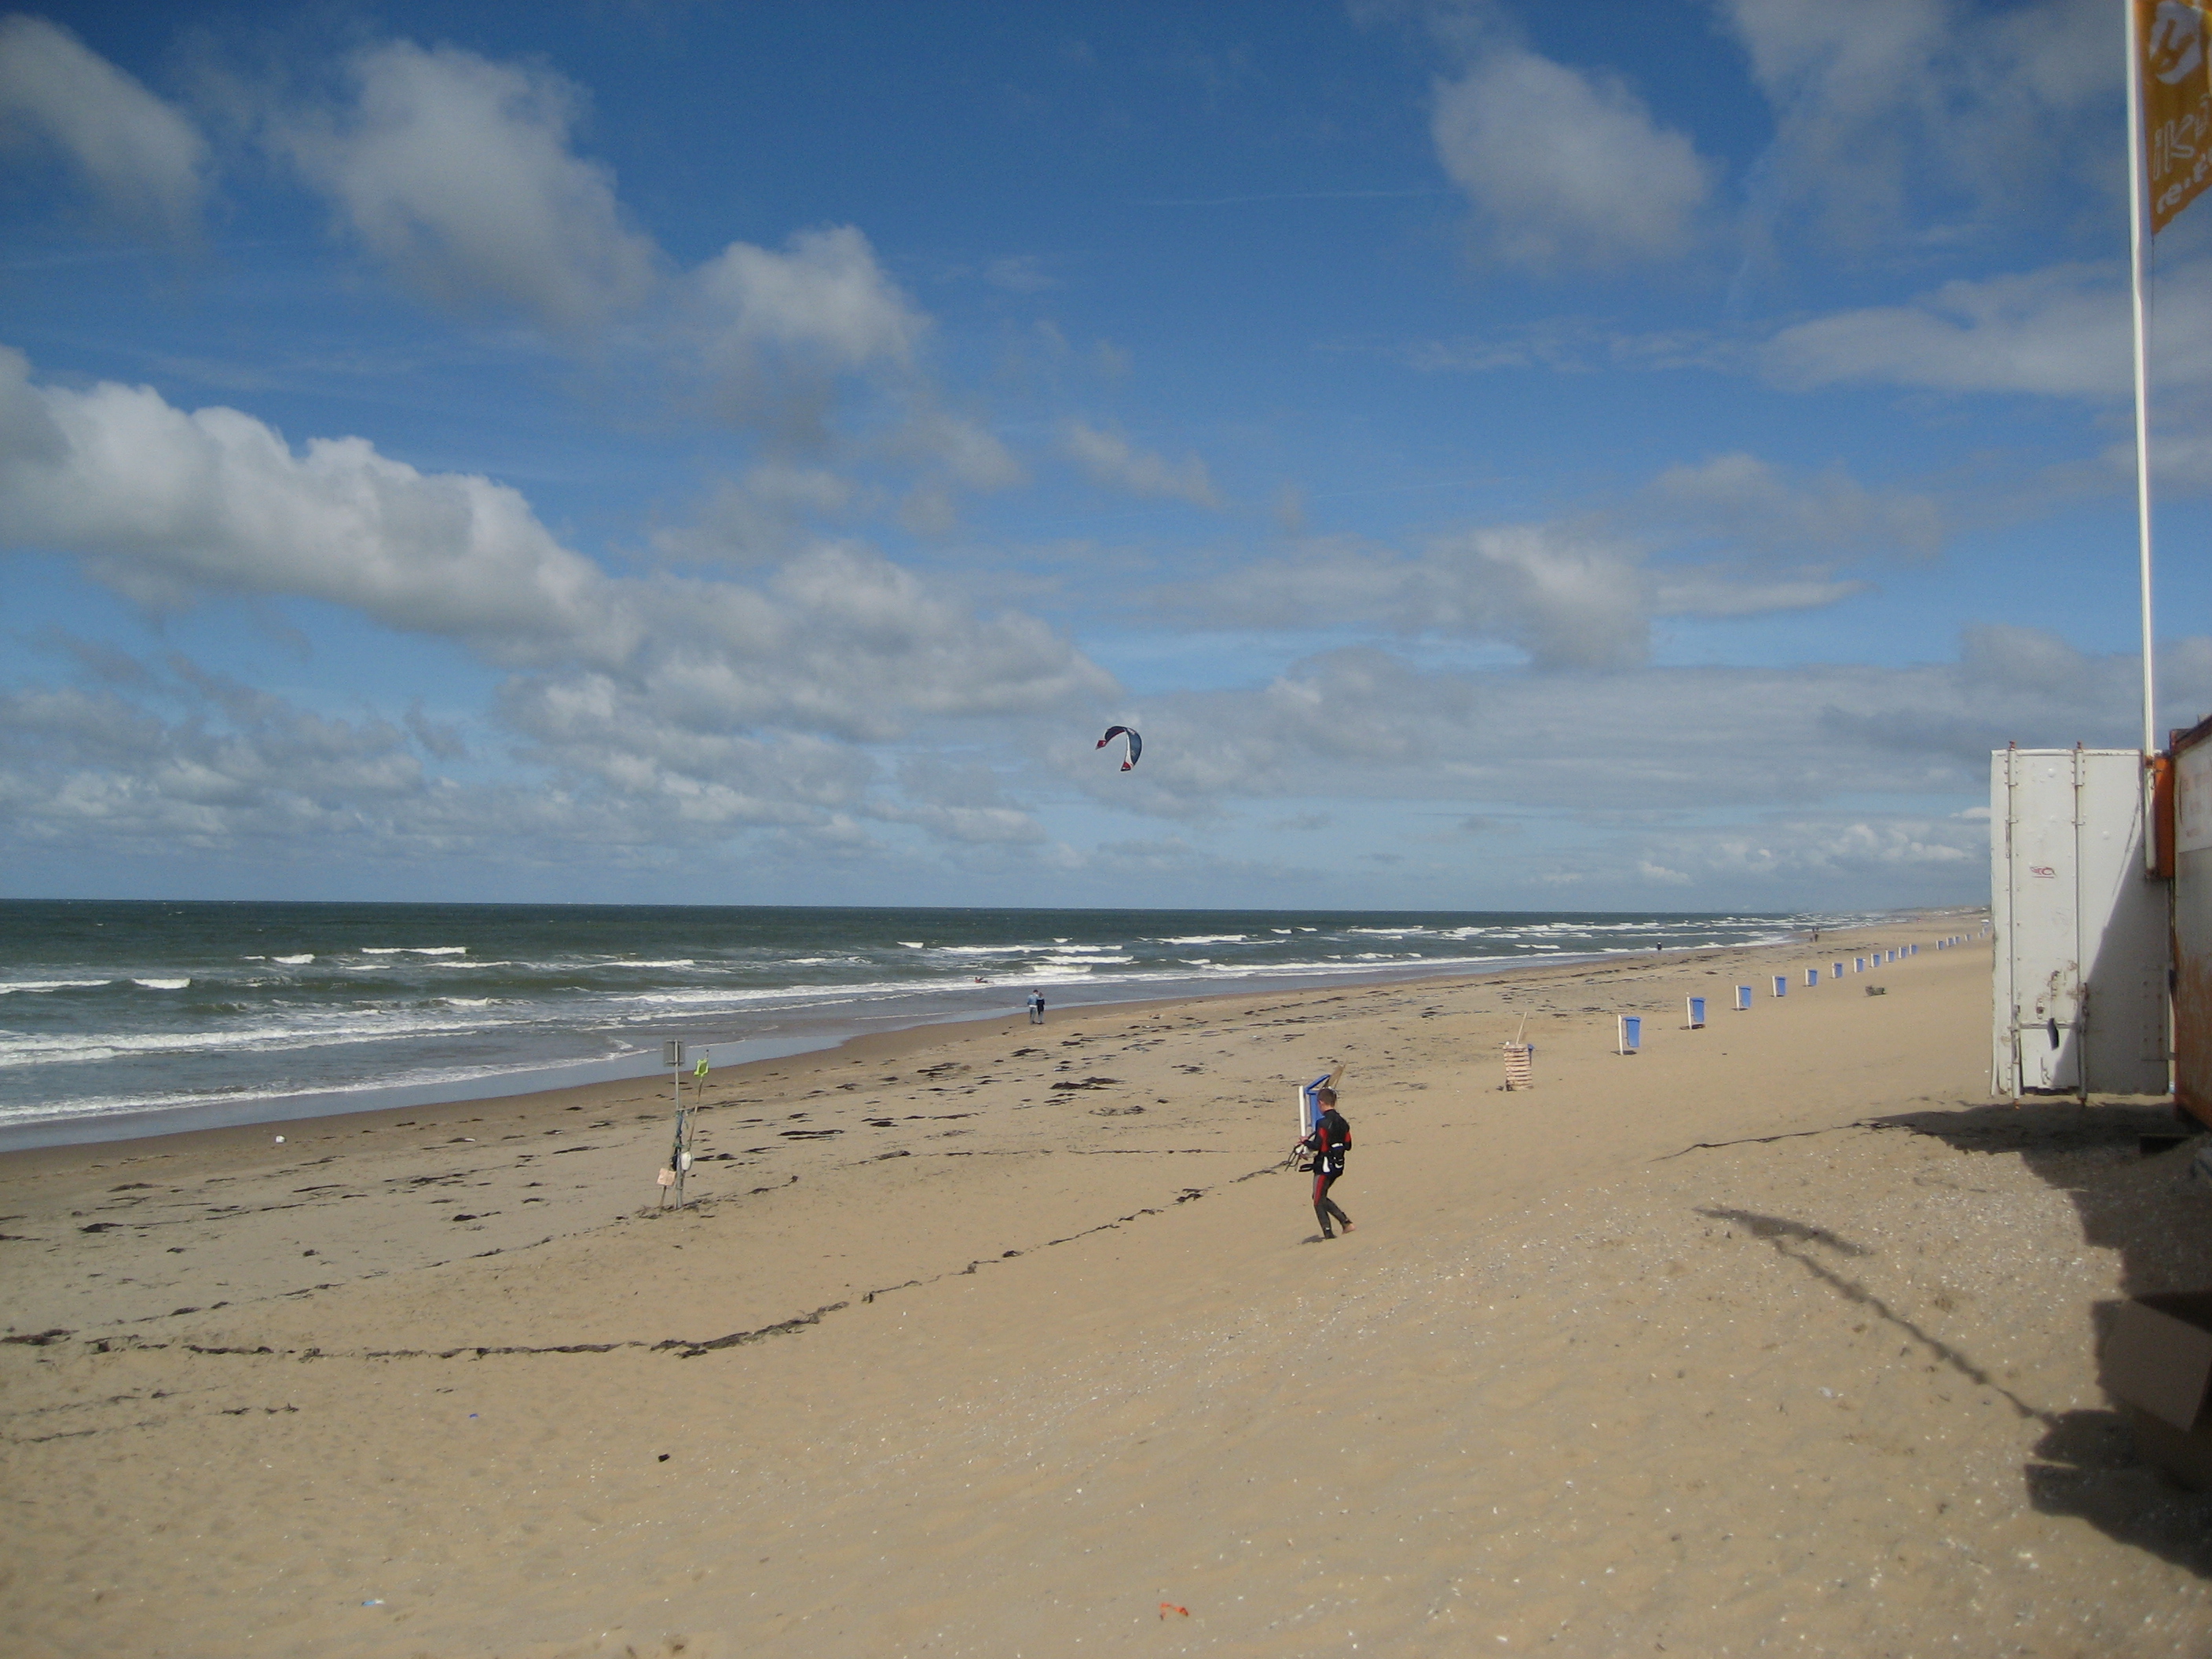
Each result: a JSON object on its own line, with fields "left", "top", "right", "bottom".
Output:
{"left": 134, "top": 978, "right": 190, "bottom": 990}
{"left": 0, "top": 1008, "right": 507, "bottom": 1069}
{"left": 1157, "top": 934, "right": 1247, "bottom": 945}
{"left": 1, "top": 979, "right": 109, "bottom": 994}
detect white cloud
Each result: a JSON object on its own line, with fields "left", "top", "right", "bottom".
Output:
{"left": 1063, "top": 421, "right": 1221, "bottom": 509}
{"left": 1763, "top": 261, "right": 2212, "bottom": 401}
{"left": 0, "top": 345, "right": 624, "bottom": 657}
{"left": 0, "top": 672, "right": 427, "bottom": 851}
{"left": 1066, "top": 626, "right": 2212, "bottom": 823}
{"left": 866, "top": 756, "right": 1043, "bottom": 844}
{"left": 1430, "top": 46, "right": 1712, "bottom": 268}
{"left": 276, "top": 40, "right": 658, "bottom": 331}
{"left": 685, "top": 225, "right": 928, "bottom": 433}
{"left": 1155, "top": 474, "right": 1908, "bottom": 671}
{"left": 1719, "top": 0, "right": 2113, "bottom": 244}
{"left": 0, "top": 346, "right": 1115, "bottom": 750}
{"left": 1646, "top": 452, "right": 1945, "bottom": 558}
{"left": 895, "top": 408, "right": 1024, "bottom": 493}
{"left": 983, "top": 255, "right": 1057, "bottom": 293}
{"left": 654, "top": 460, "right": 859, "bottom": 566}
{"left": 0, "top": 14, "right": 209, "bottom": 240}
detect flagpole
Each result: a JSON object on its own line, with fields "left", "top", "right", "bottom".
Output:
{"left": 2126, "top": 0, "right": 2158, "bottom": 763}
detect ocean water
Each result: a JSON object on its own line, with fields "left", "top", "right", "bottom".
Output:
{"left": 0, "top": 900, "right": 1805, "bottom": 1146}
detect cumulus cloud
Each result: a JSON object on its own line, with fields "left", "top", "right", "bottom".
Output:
{"left": 683, "top": 225, "right": 929, "bottom": 435}
{"left": 1430, "top": 45, "right": 1712, "bottom": 267}
{"left": 0, "top": 347, "right": 1114, "bottom": 749}
{"left": 274, "top": 41, "right": 658, "bottom": 331}
{"left": 897, "top": 409, "right": 1024, "bottom": 493}
{"left": 1646, "top": 452, "right": 1945, "bottom": 559}
{"left": 1764, "top": 262, "right": 2212, "bottom": 401}
{"left": 0, "top": 670, "right": 427, "bottom": 853}
{"left": 0, "top": 13, "right": 209, "bottom": 240}
{"left": 866, "top": 756, "right": 1043, "bottom": 844}
{"left": 0, "top": 345, "right": 622, "bottom": 657}
{"left": 654, "top": 460, "right": 859, "bottom": 566}
{"left": 1069, "top": 626, "right": 2212, "bottom": 823}
{"left": 1719, "top": 0, "right": 2112, "bottom": 245}
{"left": 1063, "top": 421, "right": 1221, "bottom": 509}
{"left": 1155, "top": 471, "right": 1909, "bottom": 672}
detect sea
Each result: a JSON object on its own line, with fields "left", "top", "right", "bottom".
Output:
{"left": 0, "top": 900, "right": 1815, "bottom": 1148}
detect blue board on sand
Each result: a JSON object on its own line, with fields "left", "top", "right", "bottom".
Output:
{"left": 1298, "top": 1065, "right": 1344, "bottom": 1138}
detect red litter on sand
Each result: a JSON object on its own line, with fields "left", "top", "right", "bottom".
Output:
{"left": 1159, "top": 1602, "right": 1189, "bottom": 1618}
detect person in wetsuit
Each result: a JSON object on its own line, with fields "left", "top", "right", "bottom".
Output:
{"left": 1300, "top": 1086, "right": 1353, "bottom": 1239}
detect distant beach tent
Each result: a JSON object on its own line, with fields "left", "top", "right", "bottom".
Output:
{"left": 1806, "top": 968, "right": 1820, "bottom": 987}
{"left": 1833, "top": 961, "right": 1844, "bottom": 978}
{"left": 1617, "top": 1015, "right": 1641, "bottom": 1054}
{"left": 1773, "top": 975, "right": 1789, "bottom": 998}
{"left": 1735, "top": 985, "right": 1753, "bottom": 1011}
{"left": 1687, "top": 995, "right": 1706, "bottom": 1028}
{"left": 1856, "top": 958, "right": 1866, "bottom": 972}
{"left": 1096, "top": 725, "right": 1142, "bottom": 771}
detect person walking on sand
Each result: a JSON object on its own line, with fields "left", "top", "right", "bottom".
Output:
{"left": 1027, "top": 990, "right": 1046, "bottom": 1025}
{"left": 1299, "top": 1086, "right": 1353, "bottom": 1239}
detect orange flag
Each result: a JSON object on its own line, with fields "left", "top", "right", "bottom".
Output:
{"left": 2144, "top": 0, "right": 2212, "bottom": 232}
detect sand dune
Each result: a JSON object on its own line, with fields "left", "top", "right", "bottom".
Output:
{"left": 7, "top": 914, "right": 2212, "bottom": 1656}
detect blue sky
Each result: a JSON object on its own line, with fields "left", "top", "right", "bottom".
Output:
{"left": 2, "top": 0, "right": 2208, "bottom": 910}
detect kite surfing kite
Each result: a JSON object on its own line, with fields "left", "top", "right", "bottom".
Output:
{"left": 1097, "top": 725, "right": 1141, "bottom": 771}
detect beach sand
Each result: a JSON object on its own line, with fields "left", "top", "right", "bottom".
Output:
{"left": 6, "top": 914, "right": 2212, "bottom": 1656}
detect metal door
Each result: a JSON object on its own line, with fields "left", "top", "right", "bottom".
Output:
{"left": 1991, "top": 747, "right": 2170, "bottom": 1097}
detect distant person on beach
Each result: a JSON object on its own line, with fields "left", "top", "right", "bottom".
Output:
{"left": 1027, "top": 991, "right": 1046, "bottom": 1025}
{"left": 1300, "top": 1086, "right": 1353, "bottom": 1240}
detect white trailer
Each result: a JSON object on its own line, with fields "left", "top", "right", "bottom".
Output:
{"left": 1990, "top": 746, "right": 2169, "bottom": 1097}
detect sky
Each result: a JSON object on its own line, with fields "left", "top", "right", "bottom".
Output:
{"left": 2, "top": 0, "right": 2208, "bottom": 912}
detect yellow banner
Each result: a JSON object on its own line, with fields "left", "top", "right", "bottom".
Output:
{"left": 2144, "top": 0, "right": 2212, "bottom": 232}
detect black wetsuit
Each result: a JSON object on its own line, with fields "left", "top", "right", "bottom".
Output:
{"left": 1303, "top": 1107, "right": 1352, "bottom": 1237}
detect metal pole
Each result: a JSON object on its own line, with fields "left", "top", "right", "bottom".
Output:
{"left": 2126, "top": 0, "right": 2159, "bottom": 770}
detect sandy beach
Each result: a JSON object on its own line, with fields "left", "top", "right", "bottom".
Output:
{"left": 6, "top": 912, "right": 2211, "bottom": 1657}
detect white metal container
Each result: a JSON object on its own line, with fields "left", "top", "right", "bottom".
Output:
{"left": 1990, "top": 747, "right": 2169, "bottom": 1097}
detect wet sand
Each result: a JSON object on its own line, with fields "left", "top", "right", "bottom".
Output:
{"left": 6, "top": 912, "right": 2211, "bottom": 1656}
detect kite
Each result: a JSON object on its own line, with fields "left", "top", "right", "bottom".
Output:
{"left": 1096, "top": 725, "right": 1141, "bottom": 771}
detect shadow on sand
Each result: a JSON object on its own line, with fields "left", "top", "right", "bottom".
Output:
{"left": 1869, "top": 1097, "right": 2212, "bottom": 1577}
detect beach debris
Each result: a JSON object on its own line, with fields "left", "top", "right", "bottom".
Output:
{"left": 1096, "top": 724, "right": 1142, "bottom": 770}
{"left": 1159, "top": 1602, "right": 1189, "bottom": 1619}
{"left": 273, "top": 1135, "right": 284, "bottom": 1144}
